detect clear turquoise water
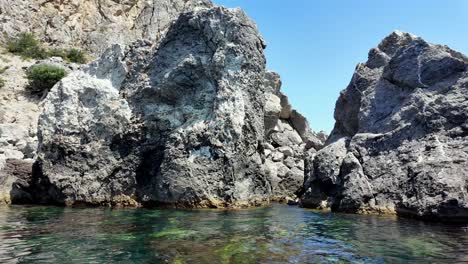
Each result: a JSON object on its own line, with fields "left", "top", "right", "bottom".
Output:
{"left": 0, "top": 204, "right": 467, "bottom": 263}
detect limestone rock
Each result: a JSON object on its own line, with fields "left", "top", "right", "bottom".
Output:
{"left": 0, "top": 0, "right": 213, "bottom": 56}
{"left": 302, "top": 31, "right": 468, "bottom": 221}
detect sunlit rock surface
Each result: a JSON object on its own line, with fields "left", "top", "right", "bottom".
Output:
{"left": 0, "top": 0, "right": 213, "bottom": 55}
{"left": 34, "top": 7, "right": 323, "bottom": 207}
{"left": 302, "top": 31, "right": 468, "bottom": 221}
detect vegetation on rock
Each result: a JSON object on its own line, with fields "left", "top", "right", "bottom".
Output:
{"left": 26, "top": 65, "right": 66, "bottom": 93}
{"left": 7, "top": 33, "right": 87, "bottom": 63}
{"left": 48, "top": 48, "right": 87, "bottom": 64}
{"left": 7, "top": 32, "right": 46, "bottom": 59}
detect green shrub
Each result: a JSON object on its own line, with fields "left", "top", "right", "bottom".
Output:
{"left": 7, "top": 33, "right": 87, "bottom": 63}
{"left": 47, "top": 48, "right": 87, "bottom": 63}
{"left": 47, "top": 48, "right": 67, "bottom": 58}
{"left": 0, "top": 78, "right": 5, "bottom": 88}
{"left": 7, "top": 33, "right": 48, "bottom": 59}
{"left": 26, "top": 65, "right": 66, "bottom": 93}
{"left": 65, "top": 48, "right": 87, "bottom": 63}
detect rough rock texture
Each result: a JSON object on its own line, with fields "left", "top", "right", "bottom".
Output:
{"left": 0, "top": 0, "right": 212, "bottom": 200}
{"left": 302, "top": 31, "right": 468, "bottom": 221}
{"left": 0, "top": 0, "right": 212, "bottom": 55}
{"left": 0, "top": 159, "right": 33, "bottom": 204}
{"left": 262, "top": 72, "right": 325, "bottom": 201}
{"left": 0, "top": 51, "right": 79, "bottom": 204}
{"left": 34, "top": 7, "right": 323, "bottom": 208}
{"left": 0, "top": 0, "right": 212, "bottom": 204}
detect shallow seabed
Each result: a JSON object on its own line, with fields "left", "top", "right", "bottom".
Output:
{"left": 0, "top": 204, "right": 467, "bottom": 263}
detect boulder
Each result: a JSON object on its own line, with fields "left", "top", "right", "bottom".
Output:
{"left": 0, "top": 0, "right": 327, "bottom": 208}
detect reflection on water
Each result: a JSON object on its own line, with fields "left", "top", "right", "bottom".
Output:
{"left": 0, "top": 204, "right": 467, "bottom": 263}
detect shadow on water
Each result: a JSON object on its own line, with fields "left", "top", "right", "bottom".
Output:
{"left": 0, "top": 204, "right": 467, "bottom": 263}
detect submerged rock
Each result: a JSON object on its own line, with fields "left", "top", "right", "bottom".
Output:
{"left": 34, "top": 7, "right": 322, "bottom": 208}
{"left": 301, "top": 31, "right": 468, "bottom": 221}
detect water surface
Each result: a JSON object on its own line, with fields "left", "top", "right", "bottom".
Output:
{"left": 0, "top": 204, "right": 467, "bottom": 263}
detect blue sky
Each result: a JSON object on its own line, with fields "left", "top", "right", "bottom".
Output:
{"left": 213, "top": 0, "right": 468, "bottom": 133}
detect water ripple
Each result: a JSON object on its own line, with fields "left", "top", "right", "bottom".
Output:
{"left": 0, "top": 205, "right": 466, "bottom": 263}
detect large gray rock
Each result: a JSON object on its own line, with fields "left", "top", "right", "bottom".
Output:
{"left": 302, "top": 31, "right": 468, "bottom": 221}
{"left": 34, "top": 7, "right": 321, "bottom": 208}
{"left": 0, "top": 0, "right": 212, "bottom": 204}
{"left": 0, "top": 0, "right": 212, "bottom": 56}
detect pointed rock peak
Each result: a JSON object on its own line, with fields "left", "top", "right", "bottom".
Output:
{"left": 377, "top": 30, "right": 422, "bottom": 57}
{"left": 366, "top": 31, "right": 424, "bottom": 69}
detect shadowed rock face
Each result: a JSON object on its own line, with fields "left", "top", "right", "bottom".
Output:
{"left": 0, "top": 0, "right": 212, "bottom": 55}
{"left": 34, "top": 7, "right": 323, "bottom": 208}
{"left": 301, "top": 31, "right": 468, "bottom": 221}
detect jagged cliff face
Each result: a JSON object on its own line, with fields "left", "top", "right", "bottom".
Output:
{"left": 33, "top": 7, "right": 323, "bottom": 207}
{"left": 301, "top": 31, "right": 468, "bottom": 221}
{"left": 0, "top": 0, "right": 213, "bottom": 204}
{"left": 0, "top": 0, "right": 212, "bottom": 55}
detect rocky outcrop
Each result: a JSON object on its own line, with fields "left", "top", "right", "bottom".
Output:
{"left": 0, "top": 0, "right": 212, "bottom": 56}
{"left": 301, "top": 31, "right": 468, "bottom": 221}
{"left": 0, "top": 0, "right": 211, "bottom": 203}
{"left": 33, "top": 6, "right": 323, "bottom": 208}
{"left": 262, "top": 73, "right": 325, "bottom": 201}
{"left": 0, "top": 52, "right": 79, "bottom": 204}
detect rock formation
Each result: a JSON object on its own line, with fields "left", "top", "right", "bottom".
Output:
{"left": 33, "top": 6, "right": 323, "bottom": 208}
{"left": 0, "top": 53, "right": 79, "bottom": 204}
{"left": 0, "top": 0, "right": 212, "bottom": 204}
{"left": 0, "top": 0, "right": 212, "bottom": 55}
{"left": 301, "top": 31, "right": 468, "bottom": 221}
{"left": 262, "top": 73, "right": 325, "bottom": 201}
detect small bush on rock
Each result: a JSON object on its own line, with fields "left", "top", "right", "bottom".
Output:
{"left": 48, "top": 48, "right": 87, "bottom": 63}
{"left": 7, "top": 33, "right": 87, "bottom": 63}
{"left": 7, "top": 33, "right": 48, "bottom": 59}
{"left": 26, "top": 65, "right": 66, "bottom": 93}
{"left": 47, "top": 48, "right": 67, "bottom": 58}
{"left": 0, "top": 78, "right": 5, "bottom": 88}
{"left": 65, "top": 48, "right": 87, "bottom": 64}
